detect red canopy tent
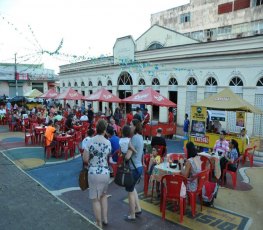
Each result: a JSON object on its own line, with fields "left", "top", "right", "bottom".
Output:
{"left": 122, "top": 87, "right": 177, "bottom": 137}
{"left": 55, "top": 88, "right": 84, "bottom": 100}
{"left": 38, "top": 89, "right": 58, "bottom": 99}
{"left": 122, "top": 87, "right": 177, "bottom": 107}
{"left": 84, "top": 88, "right": 122, "bottom": 103}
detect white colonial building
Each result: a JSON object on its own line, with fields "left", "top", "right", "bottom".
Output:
{"left": 59, "top": 24, "right": 263, "bottom": 137}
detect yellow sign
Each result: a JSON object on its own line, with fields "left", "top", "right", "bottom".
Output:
{"left": 191, "top": 106, "right": 207, "bottom": 135}
{"left": 191, "top": 106, "right": 207, "bottom": 122}
{"left": 236, "top": 111, "right": 245, "bottom": 127}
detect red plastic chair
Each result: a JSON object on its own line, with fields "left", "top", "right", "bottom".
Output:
{"left": 160, "top": 174, "right": 187, "bottom": 223}
{"left": 168, "top": 153, "right": 185, "bottom": 162}
{"left": 143, "top": 154, "right": 151, "bottom": 197}
{"left": 25, "top": 127, "right": 35, "bottom": 145}
{"left": 43, "top": 136, "right": 56, "bottom": 159}
{"left": 222, "top": 156, "right": 242, "bottom": 189}
{"left": 62, "top": 137, "right": 75, "bottom": 160}
{"left": 187, "top": 169, "right": 210, "bottom": 217}
{"left": 200, "top": 156, "right": 214, "bottom": 181}
{"left": 242, "top": 145, "right": 256, "bottom": 167}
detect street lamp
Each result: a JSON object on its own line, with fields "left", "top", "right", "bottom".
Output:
{"left": 14, "top": 53, "right": 18, "bottom": 96}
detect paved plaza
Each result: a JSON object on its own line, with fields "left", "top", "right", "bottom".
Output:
{"left": 0, "top": 125, "right": 263, "bottom": 230}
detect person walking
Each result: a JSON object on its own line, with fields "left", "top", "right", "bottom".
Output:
{"left": 183, "top": 113, "right": 190, "bottom": 139}
{"left": 83, "top": 119, "right": 111, "bottom": 228}
{"left": 124, "top": 119, "right": 143, "bottom": 222}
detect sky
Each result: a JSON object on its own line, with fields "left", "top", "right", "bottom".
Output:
{"left": 0, "top": 0, "right": 189, "bottom": 73}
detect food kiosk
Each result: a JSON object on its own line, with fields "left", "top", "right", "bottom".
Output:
{"left": 185, "top": 88, "right": 262, "bottom": 154}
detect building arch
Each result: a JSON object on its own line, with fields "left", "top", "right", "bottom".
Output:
{"left": 147, "top": 42, "right": 164, "bottom": 50}
{"left": 98, "top": 80, "right": 102, "bottom": 87}
{"left": 81, "top": 81, "right": 85, "bottom": 87}
{"left": 74, "top": 81, "right": 78, "bottom": 87}
{"left": 186, "top": 76, "right": 198, "bottom": 116}
{"left": 68, "top": 82, "right": 71, "bottom": 87}
{"left": 205, "top": 75, "right": 218, "bottom": 98}
{"left": 138, "top": 78, "right": 146, "bottom": 91}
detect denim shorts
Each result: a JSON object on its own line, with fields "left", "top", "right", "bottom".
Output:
{"left": 125, "top": 166, "right": 143, "bottom": 192}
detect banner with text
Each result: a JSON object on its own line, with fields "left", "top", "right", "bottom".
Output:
{"left": 191, "top": 106, "right": 207, "bottom": 136}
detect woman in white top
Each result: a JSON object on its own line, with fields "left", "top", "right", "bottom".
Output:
{"left": 83, "top": 119, "right": 111, "bottom": 228}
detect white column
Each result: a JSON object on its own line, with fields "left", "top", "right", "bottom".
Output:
{"left": 177, "top": 86, "right": 187, "bottom": 126}
{"left": 243, "top": 87, "right": 256, "bottom": 136}
{"left": 159, "top": 87, "right": 168, "bottom": 122}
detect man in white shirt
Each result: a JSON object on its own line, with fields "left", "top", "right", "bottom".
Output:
{"left": 80, "top": 112, "right": 89, "bottom": 121}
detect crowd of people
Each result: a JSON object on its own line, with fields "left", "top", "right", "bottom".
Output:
{"left": 0, "top": 99, "right": 250, "bottom": 228}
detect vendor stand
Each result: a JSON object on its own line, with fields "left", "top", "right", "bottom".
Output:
{"left": 185, "top": 88, "right": 262, "bottom": 154}
{"left": 122, "top": 87, "right": 177, "bottom": 138}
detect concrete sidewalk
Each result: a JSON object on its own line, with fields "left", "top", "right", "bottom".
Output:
{"left": 0, "top": 153, "right": 98, "bottom": 230}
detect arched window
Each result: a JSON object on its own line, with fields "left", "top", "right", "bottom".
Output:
{"left": 187, "top": 77, "right": 197, "bottom": 85}
{"left": 169, "top": 77, "right": 178, "bottom": 85}
{"left": 68, "top": 82, "right": 71, "bottom": 87}
{"left": 81, "top": 81, "right": 85, "bottom": 86}
{"left": 139, "top": 78, "right": 145, "bottom": 85}
{"left": 152, "top": 78, "right": 160, "bottom": 85}
{"left": 74, "top": 82, "right": 78, "bottom": 87}
{"left": 147, "top": 42, "right": 163, "bottom": 50}
{"left": 229, "top": 76, "right": 243, "bottom": 86}
{"left": 62, "top": 82, "right": 65, "bottom": 87}
{"left": 88, "top": 81, "right": 93, "bottom": 87}
{"left": 107, "top": 80, "right": 112, "bottom": 86}
{"left": 98, "top": 80, "right": 102, "bottom": 86}
{"left": 118, "top": 72, "right": 133, "bottom": 85}
{"left": 256, "top": 77, "right": 263, "bottom": 86}
{"left": 205, "top": 77, "right": 218, "bottom": 86}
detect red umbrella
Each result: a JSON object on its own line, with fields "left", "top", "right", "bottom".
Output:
{"left": 55, "top": 88, "right": 84, "bottom": 100}
{"left": 84, "top": 88, "right": 122, "bottom": 103}
{"left": 122, "top": 87, "right": 177, "bottom": 107}
{"left": 38, "top": 89, "right": 58, "bottom": 99}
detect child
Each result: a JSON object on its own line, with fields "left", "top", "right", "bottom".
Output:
{"left": 119, "top": 125, "right": 137, "bottom": 156}
{"left": 148, "top": 147, "right": 161, "bottom": 175}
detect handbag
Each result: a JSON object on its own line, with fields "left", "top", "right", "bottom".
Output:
{"left": 79, "top": 167, "right": 89, "bottom": 191}
{"left": 114, "top": 160, "right": 134, "bottom": 187}
{"left": 79, "top": 168, "right": 88, "bottom": 190}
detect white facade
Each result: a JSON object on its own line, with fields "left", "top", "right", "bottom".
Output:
{"left": 59, "top": 25, "right": 263, "bottom": 137}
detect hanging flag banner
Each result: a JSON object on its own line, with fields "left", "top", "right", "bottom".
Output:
{"left": 191, "top": 106, "right": 207, "bottom": 136}
{"left": 236, "top": 111, "right": 245, "bottom": 127}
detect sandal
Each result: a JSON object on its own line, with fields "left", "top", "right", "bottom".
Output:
{"left": 124, "top": 215, "right": 136, "bottom": 222}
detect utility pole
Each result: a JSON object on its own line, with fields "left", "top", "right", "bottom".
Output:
{"left": 15, "top": 53, "right": 18, "bottom": 96}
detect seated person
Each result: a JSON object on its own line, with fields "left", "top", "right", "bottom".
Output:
{"left": 80, "top": 112, "right": 89, "bottom": 121}
{"left": 142, "top": 108, "right": 150, "bottom": 126}
{"left": 213, "top": 120, "right": 222, "bottom": 133}
{"left": 179, "top": 141, "right": 202, "bottom": 192}
{"left": 147, "top": 147, "right": 161, "bottom": 175}
{"left": 151, "top": 128, "right": 167, "bottom": 156}
{"left": 213, "top": 130, "right": 229, "bottom": 156}
{"left": 54, "top": 111, "right": 63, "bottom": 121}
{"left": 220, "top": 139, "right": 240, "bottom": 182}
{"left": 44, "top": 120, "right": 56, "bottom": 147}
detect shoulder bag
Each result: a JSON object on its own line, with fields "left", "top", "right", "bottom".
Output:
{"left": 114, "top": 158, "right": 140, "bottom": 187}
{"left": 79, "top": 157, "right": 89, "bottom": 191}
